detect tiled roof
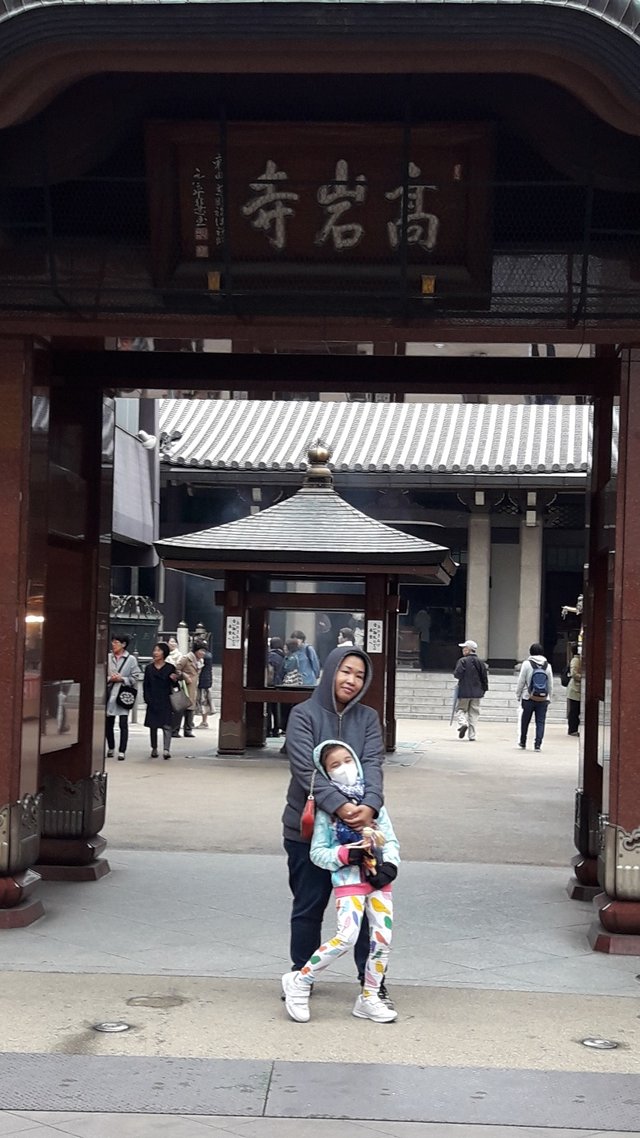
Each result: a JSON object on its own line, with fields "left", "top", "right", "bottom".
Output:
{"left": 159, "top": 400, "right": 597, "bottom": 476}
{"left": 156, "top": 483, "right": 455, "bottom": 578}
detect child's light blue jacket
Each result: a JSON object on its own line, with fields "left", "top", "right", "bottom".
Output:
{"left": 309, "top": 739, "right": 400, "bottom": 889}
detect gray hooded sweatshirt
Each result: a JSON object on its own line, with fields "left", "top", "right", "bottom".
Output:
{"left": 281, "top": 645, "right": 385, "bottom": 844}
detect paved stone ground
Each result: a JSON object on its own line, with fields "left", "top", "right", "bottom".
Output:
{"left": 1, "top": 716, "right": 637, "bottom": 1135}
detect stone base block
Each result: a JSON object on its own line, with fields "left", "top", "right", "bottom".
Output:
{"left": 566, "top": 877, "right": 600, "bottom": 902}
{"left": 589, "top": 891, "right": 640, "bottom": 953}
{"left": 0, "top": 869, "right": 43, "bottom": 927}
{"left": 0, "top": 897, "right": 45, "bottom": 928}
{"left": 36, "top": 859, "right": 110, "bottom": 882}
{"left": 37, "top": 834, "right": 107, "bottom": 867}
{"left": 588, "top": 920, "right": 640, "bottom": 954}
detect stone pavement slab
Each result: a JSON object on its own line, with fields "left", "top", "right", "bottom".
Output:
{"left": 0, "top": 1117, "right": 628, "bottom": 1138}
{"left": 1, "top": 853, "right": 637, "bottom": 997}
{"left": 104, "top": 716, "right": 580, "bottom": 865}
{"left": 1, "top": 1059, "right": 640, "bottom": 1131}
{"left": 2, "top": 972, "right": 640, "bottom": 1072}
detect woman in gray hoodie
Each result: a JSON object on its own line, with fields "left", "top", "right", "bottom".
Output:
{"left": 282, "top": 645, "right": 386, "bottom": 996}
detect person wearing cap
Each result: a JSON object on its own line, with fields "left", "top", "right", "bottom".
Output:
{"left": 453, "top": 639, "right": 489, "bottom": 741}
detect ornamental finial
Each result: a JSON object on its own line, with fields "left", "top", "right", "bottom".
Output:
{"left": 304, "top": 439, "right": 333, "bottom": 488}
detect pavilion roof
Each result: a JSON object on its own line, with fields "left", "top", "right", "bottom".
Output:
{"left": 156, "top": 448, "right": 456, "bottom": 580}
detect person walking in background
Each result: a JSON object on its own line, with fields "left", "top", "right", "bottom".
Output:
{"left": 516, "top": 642, "right": 554, "bottom": 751}
{"left": 567, "top": 644, "right": 582, "bottom": 737}
{"left": 167, "top": 636, "right": 186, "bottom": 737}
{"left": 291, "top": 629, "right": 321, "bottom": 684}
{"left": 267, "top": 636, "right": 286, "bottom": 736}
{"left": 453, "top": 639, "right": 489, "bottom": 742}
{"left": 196, "top": 644, "right": 214, "bottom": 728}
{"left": 143, "top": 642, "right": 179, "bottom": 760}
{"left": 280, "top": 636, "right": 311, "bottom": 739}
{"left": 180, "top": 641, "right": 207, "bottom": 738}
{"left": 337, "top": 627, "right": 356, "bottom": 647}
{"left": 106, "top": 634, "right": 142, "bottom": 760}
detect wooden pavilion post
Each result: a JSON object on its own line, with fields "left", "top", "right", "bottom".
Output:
{"left": 246, "top": 573, "right": 268, "bottom": 747}
{"left": 218, "top": 570, "right": 247, "bottom": 755}
{"left": 364, "top": 575, "right": 388, "bottom": 734}
{"left": 385, "top": 578, "right": 399, "bottom": 752}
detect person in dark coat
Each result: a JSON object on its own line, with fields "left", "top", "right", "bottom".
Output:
{"left": 453, "top": 638, "right": 489, "bottom": 742}
{"left": 196, "top": 646, "right": 214, "bottom": 728}
{"left": 282, "top": 645, "right": 390, "bottom": 1004}
{"left": 143, "top": 642, "right": 179, "bottom": 760}
{"left": 267, "top": 636, "right": 286, "bottom": 736}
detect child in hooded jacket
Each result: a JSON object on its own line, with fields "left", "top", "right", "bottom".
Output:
{"left": 281, "top": 739, "right": 400, "bottom": 1024}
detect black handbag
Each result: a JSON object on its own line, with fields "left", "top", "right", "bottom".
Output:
{"left": 109, "top": 655, "right": 136, "bottom": 711}
{"left": 115, "top": 685, "right": 136, "bottom": 710}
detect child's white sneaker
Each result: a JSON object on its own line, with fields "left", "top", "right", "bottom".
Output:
{"left": 352, "top": 991, "right": 398, "bottom": 1023}
{"left": 281, "top": 971, "right": 311, "bottom": 1022}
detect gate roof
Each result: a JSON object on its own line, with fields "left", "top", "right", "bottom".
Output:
{"left": 159, "top": 399, "right": 601, "bottom": 477}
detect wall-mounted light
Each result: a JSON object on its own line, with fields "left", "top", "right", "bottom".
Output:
{"left": 25, "top": 614, "right": 45, "bottom": 624}
{"left": 136, "top": 430, "right": 157, "bottom": 450}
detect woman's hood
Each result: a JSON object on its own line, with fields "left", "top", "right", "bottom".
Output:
{"left": 312, "top": 738, "right": 363, "bottom": 780}
{"left": 312, "top": 645, "right": 373, "bottom": 713}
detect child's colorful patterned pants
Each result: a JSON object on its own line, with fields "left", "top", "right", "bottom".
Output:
{"left": 298, "top": 891, "right": 393, "bottom": 993}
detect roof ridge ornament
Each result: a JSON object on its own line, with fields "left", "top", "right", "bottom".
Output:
{"left": 304, "top": 439, "right": 333, "bottom": 489}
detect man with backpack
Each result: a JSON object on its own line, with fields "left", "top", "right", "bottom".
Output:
{"left": 516, "top": 642, "right": 554, "bottom": 751}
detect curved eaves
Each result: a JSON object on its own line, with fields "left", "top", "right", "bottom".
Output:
{"left": 0, "top": 3, "right": 638, "bottom": 133}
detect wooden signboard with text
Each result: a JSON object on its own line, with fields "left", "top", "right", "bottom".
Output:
{"left": 146, "top": 121, "right": 493, "bottom": 303}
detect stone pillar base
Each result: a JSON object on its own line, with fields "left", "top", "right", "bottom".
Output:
{"left": 567, "top": 855, "right": 600, "bottom": 902}
{"left": 568, "top": 878, "right": 601, "bottom": 902}
{"left": 35, "top": 835, "right": 110, "bottom": 881}
{"left": 589, "top": 891, "right": 640, "bottom": 954}
{"left": 0, "top": 869, "right": 44, "bottom": 927}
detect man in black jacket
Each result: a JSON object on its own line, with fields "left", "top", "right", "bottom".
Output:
{"left": 453, "top": 639, "right": 489, "bottom": 742}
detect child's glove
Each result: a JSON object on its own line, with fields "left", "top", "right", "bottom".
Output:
{"left": 366, "top": 861, "right": 398, "bottom": 888}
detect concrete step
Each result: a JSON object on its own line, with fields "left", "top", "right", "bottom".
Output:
{"left": 133, "top": 668, "right": 567, "bottom": 725}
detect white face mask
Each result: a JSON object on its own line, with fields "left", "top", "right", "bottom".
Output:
{"left": 329, "top": 762, "right": 358, "bottom": 788}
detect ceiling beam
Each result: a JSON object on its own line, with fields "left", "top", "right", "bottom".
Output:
{"left": 53, "top": 350, "right": 619, "bottom": 396}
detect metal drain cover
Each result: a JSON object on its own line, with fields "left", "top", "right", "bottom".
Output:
{"left": 580, "top": 1037, "right": 619, "bottom": 1050}
{"left": 92, "top": 1021, "right": 131, "bottom": 1033}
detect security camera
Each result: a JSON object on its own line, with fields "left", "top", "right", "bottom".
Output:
{"left": 137, "top": 430, "right": 157, "bottom": 449}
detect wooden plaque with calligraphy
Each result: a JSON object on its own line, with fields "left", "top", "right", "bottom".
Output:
{"left": 146, "top": 120, "right": 494, "bottom": 308}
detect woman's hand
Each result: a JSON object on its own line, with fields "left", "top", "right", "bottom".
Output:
{"left": 109, "top": 673, "right": 123, "bottom": 683}
{"left": 336, "top": 804, "right": 375, "bottom": 831}
{"left": 169, "top": 672, "right": 178, "bottom": 681}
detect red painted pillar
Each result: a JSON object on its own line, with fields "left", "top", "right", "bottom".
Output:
{"left": 590, "top": 350, "right": 640, "bottom": 951}
{"left": 0, "top": 337, "right": 44, "bottom": 927}
{"left": 568, "top": 392, "right": 612, "bottom": 901}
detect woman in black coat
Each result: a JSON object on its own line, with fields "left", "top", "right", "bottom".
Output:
{"left": 143, "top": 642, "right": 179, "bottom": 760}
